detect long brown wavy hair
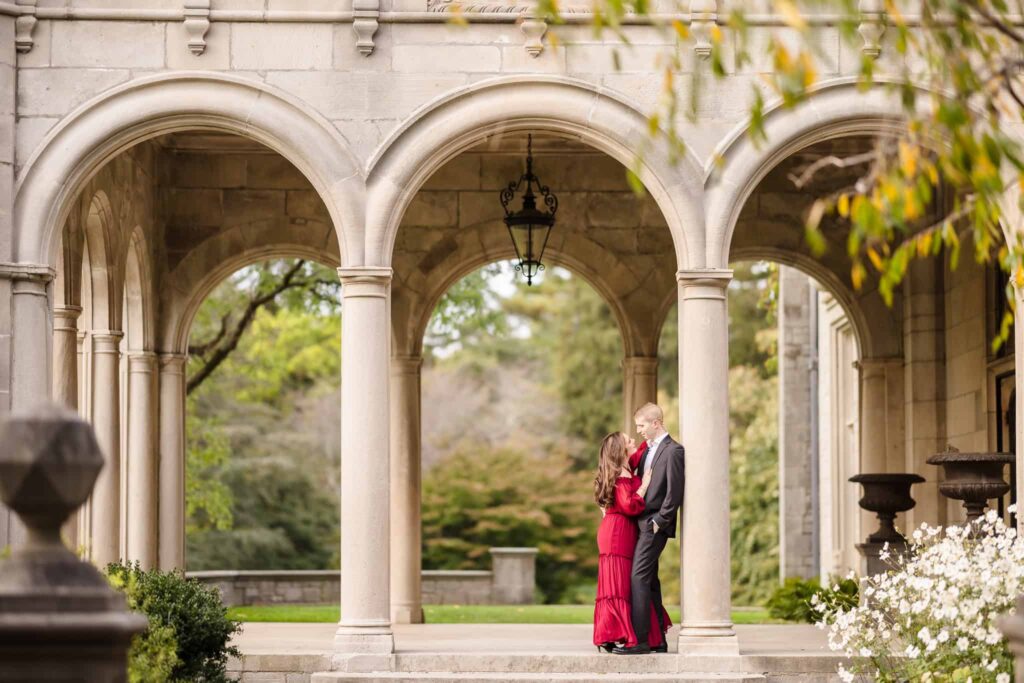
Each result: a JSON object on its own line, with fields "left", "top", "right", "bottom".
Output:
{"left": 594, "top": 432, "right": 629, "bottom": 508}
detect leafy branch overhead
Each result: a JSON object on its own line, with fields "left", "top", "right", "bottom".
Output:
{"left": 538, "top": 0, "right": 1024, "bottom": 346}
{"left": 186, "top": 259, "right": 340, "bottom": 394}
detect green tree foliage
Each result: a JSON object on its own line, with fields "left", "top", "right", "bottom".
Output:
{"left": 421, "top": 447, "right": 599, "bottom": 603}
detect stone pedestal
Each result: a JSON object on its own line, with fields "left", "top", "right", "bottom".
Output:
{"left": 0, "top": 406, "right": 146, "bottom": 682}
{"left": 855, "top": 540, "right": 907, "bottom": 576}
{"left": 677, "top": 269, "right": 739, "bottom": 656}
{"left": 489, "top": 547, "right": 537, "bottom": 604}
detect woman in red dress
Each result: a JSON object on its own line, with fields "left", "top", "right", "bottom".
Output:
{"left": 592, "top": 432, "right": 672, "bottom": 652}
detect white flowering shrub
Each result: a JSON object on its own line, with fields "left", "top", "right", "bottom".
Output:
{"left": 816, "top": 509, "right": 1021, "bottom": 682}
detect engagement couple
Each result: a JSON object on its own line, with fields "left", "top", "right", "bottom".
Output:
{"left": 592, "top": 402, "right": 684, "bottom": 655}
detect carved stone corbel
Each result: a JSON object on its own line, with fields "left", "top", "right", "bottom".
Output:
{"left": 857, "top": 0, "right": 886, "bottom": 59}
{"left": 689, "top": 0, "right": 717, "bottom": 60}
{"left": 353, "top": 0, "right": 380, "bottom": 56}
{"left": 15, "top": 0, "right": 37, "bottom": 54}
{"left": 521, "top": 16, "right": 547, "bottom": 57}
{"left": 183, "top": 0, "right": 211, "bottom": 56}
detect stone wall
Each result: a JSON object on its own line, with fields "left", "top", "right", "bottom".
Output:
{"left": 189, "top": 547, "right": 538, "bottom": 607}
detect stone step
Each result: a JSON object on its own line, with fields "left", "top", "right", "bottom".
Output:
{"left": 313, "top": 673, "right": 765, "bottom": 683}
{"left": 389, "top": 653, "right": 843, "bottom": 675}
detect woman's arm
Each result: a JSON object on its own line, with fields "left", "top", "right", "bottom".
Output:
{"left": 615, "top": 479, "right": 646, "bottom": 516}
{"left": 628, "top": 443, "right": 647, "bottom": 471}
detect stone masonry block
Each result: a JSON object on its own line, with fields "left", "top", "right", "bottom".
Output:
{"left": 17, "top": 69, "right": 131, "bottom": 117}
{"left": 231, "top": 24, "right": 333, "bottom": 70}
{"left": 164, "top": 188, "right": 224, "bottom": 226}
{"left": 169, "top": 154, "right": 246, "bottom": 189}
{"left": 365, "top": 74, "right": 469, "bottom": 119}
{"left": 52, "top": 21, "right": 165, "bottom": 68}
{"left": 500, "top": 45, "right": 567, "bottom": 74}
{"left": 266, "top": 72, "right": 369, "bottom": 119}
{"left": 333, "top": 24, "right": 393, "bottom": 72}
{"left": 223, "top": 190, "right": 287, "bottom": 225}
{"left": 585, "top": 192, "right": 643, "bottom": 228}
{"left": 566, "top": 43, "right": 675, "bottom": 75}
{"left": 286, "top": 190, "right": 331, "bottom": 221}
{"left": 392, "top": 45, "right": 500, "bottom": 73}
{"left": 247, "top": 155, "right": 312, "bottom": 191}
{"left": 405, "top": 191, "right": 458, "bottom": 227}
{"left": 422, "top": 154, "right": 481, "bottom": 191}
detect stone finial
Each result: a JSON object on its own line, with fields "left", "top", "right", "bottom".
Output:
{"left": 0, "top": 405, "right": 147, "bottom": 682}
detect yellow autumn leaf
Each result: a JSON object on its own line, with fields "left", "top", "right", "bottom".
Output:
{"left": 899, "top": 140, "right": 918, "bottom": 177}
{"left": 1016, "top": 265, "right": 1024, "bottom": 288}
{"left": 799, "top": 51, "right": 816, "bottom": 88}
{"left": 926, "top": 163, "right": 939, "bottom": 186}
{"left": 867, "top": 247, "right": 884, "bottom": 271}
{"left": 672, "top": 19, "right": 690, "bottom": 40}
{"left": 917, "top": 232, "right": 932, "bottom": 257}
{"left": 773, "top": 44, "right": 793, "bottom": 71}
{"left": 851, "top": 262, "right": 866, "bottom": 290}
{"left": 837, "top": 194, "right": 850, "bottom": 218}
{"left": 776, "top": 0, "right": 807, "bottom": 30}
{"left": 710, "top": 24, "right": 722, "bottom": 44}
{"left": 903, "top": 187, "right": 920, "bottom": 221}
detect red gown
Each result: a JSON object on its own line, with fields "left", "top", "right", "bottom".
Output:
{"left": 592, "top": 451, "right": 673, "bottom": 648}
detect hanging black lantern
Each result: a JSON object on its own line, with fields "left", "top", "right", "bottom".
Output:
{"left": 500, "top": 134, "right": 558, "bottom": 285}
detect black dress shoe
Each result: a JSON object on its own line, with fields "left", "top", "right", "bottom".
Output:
{"left": 612, "top": 644, "right": 651, "bottom": 655}
{"left": 598, "top": 642, "right": 617, "bottom": 653}
{"left": 651, "top": 642, "right": 668, "bottom": 653}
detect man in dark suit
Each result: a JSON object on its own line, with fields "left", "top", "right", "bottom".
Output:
{"left": 613, "top": 402, "right": 685, "bottom": 655}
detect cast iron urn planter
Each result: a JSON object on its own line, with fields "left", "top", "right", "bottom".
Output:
{"left": 849, "top": 473, "right": 925, "bottom": 543}
{"left": 926, "top": 446, "right": 1013, "bottom": 524}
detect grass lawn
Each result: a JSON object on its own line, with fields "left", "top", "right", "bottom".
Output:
{"left": 227, "top": 603, "right": 784, "bottom": 625}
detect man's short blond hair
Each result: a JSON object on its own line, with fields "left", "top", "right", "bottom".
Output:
{"left": 634, "top": 402, "right": 664, "bottom": 423}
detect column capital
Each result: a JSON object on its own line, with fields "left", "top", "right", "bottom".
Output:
{"left": 158, "top": 353, "right": 188, "bottom": 374}
{"left": 391, "top": 355, "right": 423, "bottom": 376}
{"left": 677, "top": 269, "right": 732, "bottom": 301}
{"left": 338, "top": 266, "right": 392, "bottom": 299}
{"left": 127, "top": 351, "right": 159, "bottom": 373}
{"left": 91, "top": 331, "right": 124, "bottom": 353}
{"left": 54, "top": 305, "right": 83, "bottom": 332}
{"left": 0, "top": 261, "right": 55, "bottom": 283}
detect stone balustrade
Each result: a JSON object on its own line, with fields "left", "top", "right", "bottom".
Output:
{"left": 190, "top": 546, "right": 538, "bottom": 607}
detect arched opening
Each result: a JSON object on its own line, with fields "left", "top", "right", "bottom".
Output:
{"left": 419, "top": 261, "right": 626, "bottom": 606}
{"left": 182, "top": 257, "right": 341, "bottom": 573}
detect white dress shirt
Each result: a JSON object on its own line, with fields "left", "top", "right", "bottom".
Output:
{"left": 642, "top": 431, "right": 669, "bottom": 475}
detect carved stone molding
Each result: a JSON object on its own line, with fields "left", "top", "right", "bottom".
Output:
{"left": 857, "top": 0, "right": 885, "bottom": 59}
{"left": 689, "top": 0, "right": 717, "bottom": 59}
{"left": 520, "top": 17, "right": 546, "bottom": 57}
{"left": 14, "top": 0, "right": 36, "bottom": 54}
{"left": 183, "top": 0, "right": 211, "bottom": 55}
{"left": 353, "top": 0, "right": 380, "bottom": 56}
{"left": 427, "top": 0, "right": 587, "bottom": 13}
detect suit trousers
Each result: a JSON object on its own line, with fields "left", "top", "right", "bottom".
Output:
{"left": 631, "top": 525, "right": 669, "bottom": 642}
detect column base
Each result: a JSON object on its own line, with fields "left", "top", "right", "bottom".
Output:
{"left": 390, "top": 603, "right": 424, "bottom": 624}
{"left": 678, "top": 622, "right": 740, "bottom": 656}
{"left": 334, "top": 623, "right": 394, "bottom": 654}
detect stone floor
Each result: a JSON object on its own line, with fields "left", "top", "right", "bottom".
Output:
{"left": 230, "top": 623, "right": 843, "bottom": 682}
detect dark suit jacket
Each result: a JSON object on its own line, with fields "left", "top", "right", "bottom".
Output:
{"left": 633, "top": 435, "right": 685, "bottom": 538}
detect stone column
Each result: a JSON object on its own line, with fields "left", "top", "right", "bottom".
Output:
{"left": 677, "top": 269, "right": 739, "bottom": 655}
{"left": 6, "top": 270, "right": 55, "bottom": 549}
{"left": 778, "top": 267, "right": 817, "bottom": 580}
{"left": 126, "top": 352, "right": 158, "bottom": 569}
{"left": 1015, "top": 283, "right": 1024, "bottom": 536}
{"left": 54, "top": 305, "right": 83, "bottom": 548}
{"left": 158, "top": 353, "right": 187, "bottom": 571}
{"left": 622, "top": 356, "right": 658, "bottom": 435}
{"left": 336, "top": 267, "right": 393, "bottom": 656}
{"left": 53, "top": 306, "right": 82, "bottom": 408}
{"left": 90, "top": 331, "right": 124, "bottom": 566}
{"left": 390, "top": 354, "right": 423, "bottom": 624}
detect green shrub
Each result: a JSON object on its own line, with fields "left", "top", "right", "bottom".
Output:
{"left": 127, "top": 621, "right": 179, "bottom": 683}
{"left": 107, "top": 561, "right": 241, "bottom": 682}
{"left": 766, "top": 576, "right": 858, "bottom": 623}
